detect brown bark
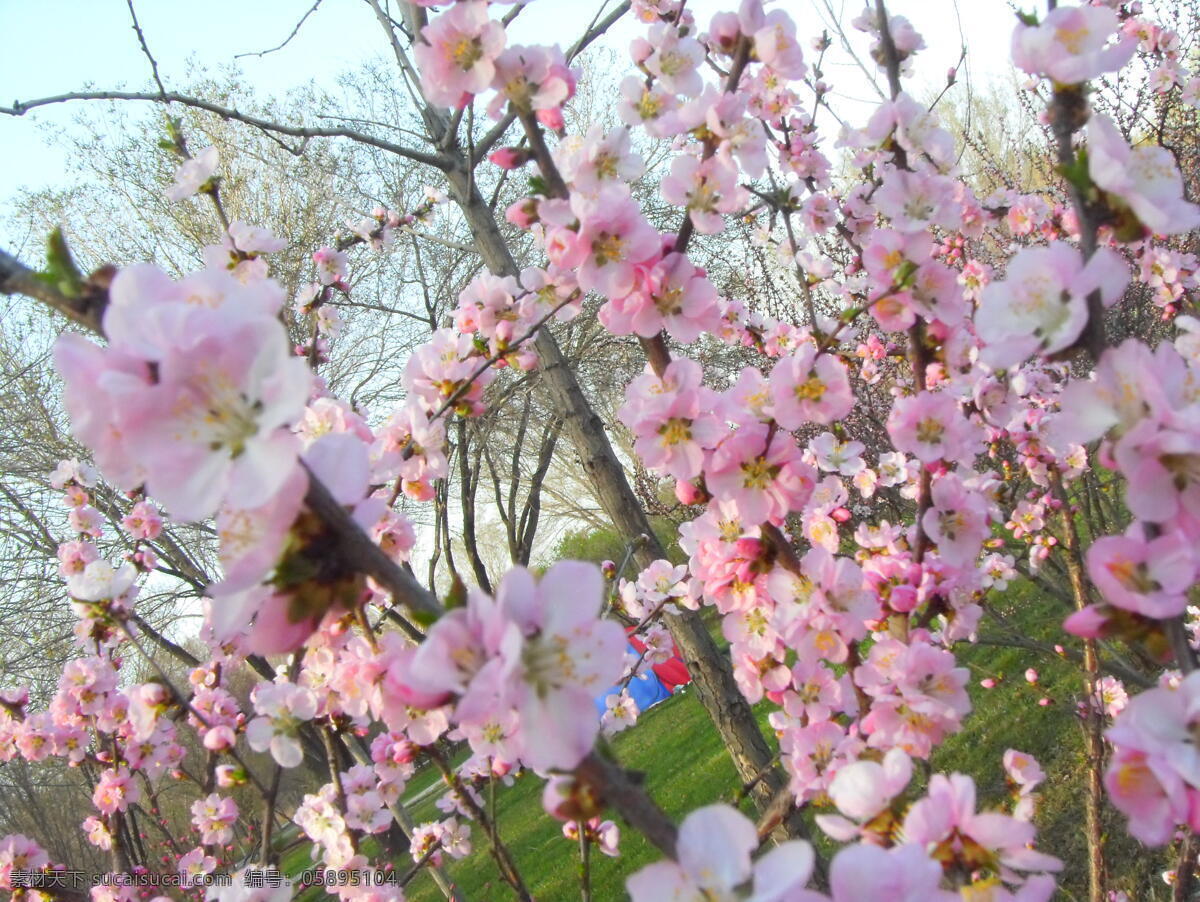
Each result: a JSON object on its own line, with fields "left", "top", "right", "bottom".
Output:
{"left": 1050, "top": 471, "right": 1106, "bottom": 902}
{"left": 457, "top": 419, "right": 493, "bottom": 593}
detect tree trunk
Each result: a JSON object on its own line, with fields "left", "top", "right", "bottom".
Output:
{"left": 442, "top": 160, "right": 800, "bottom": 838}
{"left": 1050, "top": 472, "right": 1107, "bottom": 902}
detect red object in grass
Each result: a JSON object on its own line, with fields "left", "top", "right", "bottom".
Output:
{"left": 626, "top": 627, "right": 692, "bottom": 692}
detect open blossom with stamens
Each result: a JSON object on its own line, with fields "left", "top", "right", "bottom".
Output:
{"left": 635, "top": 23, "right": 705, "bottom": 96}
{"left": 488, "top": 44, "right": 575, "bottom": 120}
{"left": 887, "top": 391, "right": 977, "bottom": 465}
{"left": 414, "top": 1, "right": 506, "bottom": 108}
{"left": 312, "top": 247, "right": 348, "bottom": 287}
{"left": 706, "top": 424, "right": 816, "bottom": 525}
{"left": 857, "top": 638, "right": 971, "bottom": 757}
{"left": 903, "top": 772, "right": 1061, "bottom": 887}
{"left": 976, "top": 244, "right": 1128, "bottom": 367}
{"left": 246, "top": 682, "right": 318, "bottom": 768}
{"left": 492, "top": 562, "right": 626, "bottom": 770}
{"left": 660, "top": 153, "right": 747, "bottom": 235}
{"left": 617, "top": 75, "right": 683, "bottom": 138}
{"left": 1046, "top": 338, "right": 1193, "bottom": 454}
{"left": 768, "top": 345, "right": 853, "bottom": 430}
{"left": 565, "top": 192, "right": 661, "bottom": 300}
{"left": 1085, "top": 528, "right": 1196, "bottom": 618}
{"left": 1087, "top": 113, "right": 1200, "bottom": 237}
{"left": 121, "top": 501, "right": 163, "bottom": 540}
{"left": 403, "top": 328, "right": 495, "bottom": 416}
{"left": 1012, "top": 5, "right": 1135, "bottom": 84}
{"left": 1096, "top": 676, "right": 1129, "bottom": 719}
{"left": 620, "top": 358, "right": 723, "bottom": 481}
{"left": 602, "top": 692, "right": 639, "bottom": 734}
{"left": 54, "top": 262, "right": 309, "bottom": 525}
{"left": 128, "top": 316, "right": 310, "bottom": 521}
{"left": 874, "top": 168, "right": 960, "bottom": 233}
{"left": 370, "top": 400, "right": 448, "bottom": 501}
{"left": 636, "top": 559, "right": 691, "bottom": 607}
{"left": 178, "top": 848, "right": 216, "bottom": 885}
{"left": 93, "top": 767, "right": 139, "bottom": 815}
{"left": 922, "top": 473, "right": 991, "bottom": 567}
{"left": 599, "top": 251, "right": 722, "bottom": 343}
{"left": 204, "top": 221, "right": 285, "bottom": 280}
{"left": 810, "top": 433, "right": 865, "bottom": 476}
{"left": 554, "top": 125, "right": 644, "bottom": 197}
{"left": 401, "top": 562, "right": 625, "bottom": 771}
{"left": 191, "top": 793, "right": 238, "bottom": 846}
{"left": 1105, "top": 671, "right": 1200, "bottom": 845}
{"left": 705, "top": 92, "right": 767, "bottom": 178}
{"left": 166, "top": 146, "right": 218, "bottom": 202}
{"left": 57, "top": 539, "right": 99, "bottom": 578}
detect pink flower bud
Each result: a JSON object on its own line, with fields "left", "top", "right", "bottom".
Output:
{"left": 488, "top": 147, "right": 529, "bottom": 170}
{"left": 1038, "top": 697, "right": 1052, "bottom": 706}
{"left": 674, "top": 479, "right": 706, "bottom": 506}
{"left": 980, "top": 678, "right": 997, "bottom": 689}
{"left": 889, "top": 585, "right": 920, "bottom": 614}
{"left": 536, "top": 106, "right": 565, "bottom": 132}
{"left": 1025, "top": 668, "right": 1039, "bottom": 684}
{"left": 203, "top": 725, "right": 235, "bottom": 751}
{"left": 831, "top": 506, "right": 851, "bottom": 523}
{"left": 506, "top": 198, "right": 539, "bottom": 230}
{"left": 734, "top": 537, "right": 762, "bottom": 559}
{"left": 215, "top": 766, "right": 242, "bottom": 788}
{"left": 1064, "top": 605, "right": 1108, "bottom": 638}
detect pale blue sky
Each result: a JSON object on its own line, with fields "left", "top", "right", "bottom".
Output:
{"left": 1, "top": 0, "right": 1020, "bottom": 196}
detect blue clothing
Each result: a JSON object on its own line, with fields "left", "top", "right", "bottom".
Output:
{"left": 594, "top": 644, "right": 672, "bottom": 718}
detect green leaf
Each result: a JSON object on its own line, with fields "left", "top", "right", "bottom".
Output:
{"left": 1015, "top": 10, "right": 1039, "bottom": 27}
{"left": 1057, "top": 147, "right": 1092, "bottom": 197}
{"left": 443, "top": 574, "right": 467, "bottom": 611}
{"left": 40, "top": 228, "right": 85, "bottom": 299}
{"left": 410, "top": 606, "right": 439, "bottom": 629}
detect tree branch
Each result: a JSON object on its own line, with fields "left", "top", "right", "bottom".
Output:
{"left": 1, "top": 92, "right": 447, "bottom": 170}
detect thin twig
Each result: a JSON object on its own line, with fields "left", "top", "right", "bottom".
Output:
{"left": 426, "top": 745, "right": 532, "bottom": 902}
{"left": 235, "top": 0, "right": 325, "bottom": 59}
{"left": 125, "top": 0, "right": 167, "bottom": 98}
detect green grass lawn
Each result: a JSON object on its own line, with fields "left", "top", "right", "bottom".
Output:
{"left": 403, "top": 687, "right": 760, "bottom": 901}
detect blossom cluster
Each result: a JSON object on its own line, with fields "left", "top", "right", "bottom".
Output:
{"left": 5, "top": 0, "right": 1199, "bottom": 897}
